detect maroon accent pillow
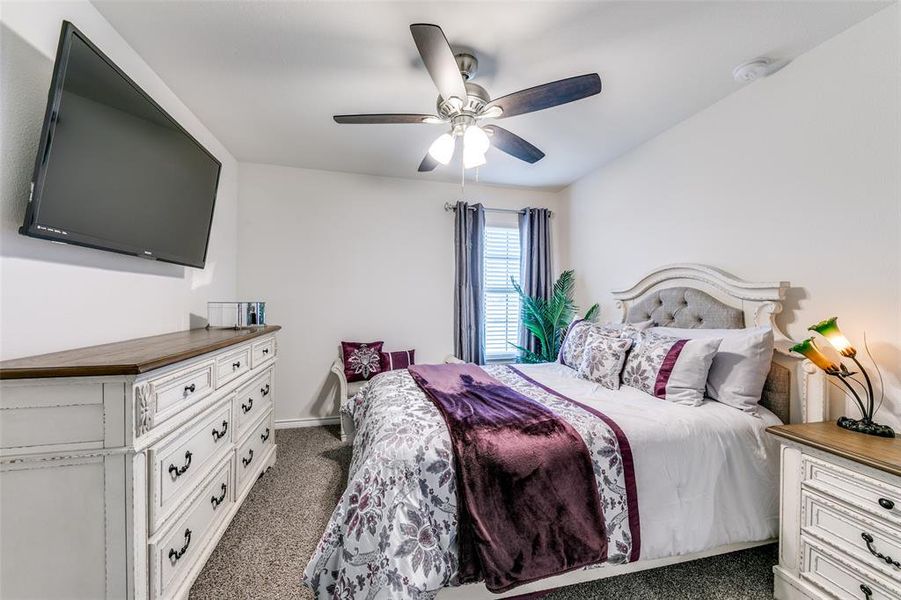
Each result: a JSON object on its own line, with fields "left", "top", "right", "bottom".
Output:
{"left": 381, "top": 349, "right": 415, "bottom": 372}
{"left": 341, "top": 341, "right": 384, "bottom": 382}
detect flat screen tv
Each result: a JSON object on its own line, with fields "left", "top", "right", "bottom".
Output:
{"left": 20, "top": 21, "right": 221, "bottom": 269}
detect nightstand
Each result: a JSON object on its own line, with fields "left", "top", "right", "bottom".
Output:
{"left": 767, "top": 422, "right": 901, "bottom": 600}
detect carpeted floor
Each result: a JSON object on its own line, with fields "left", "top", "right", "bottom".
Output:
{"left": 190, "top": 426, "right": 778, "bottom": 599}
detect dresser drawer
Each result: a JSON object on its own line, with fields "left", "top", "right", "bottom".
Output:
{"left": 234, "top": 369, "right": 273, "bottom": 438}
{"left": 143, "top": 360, "right": 215, "bottom": 427}
{"left": 251, "top": 337, "right": 276, "bottom": 368}
{"left": 149, "top": 455, "right": 234, "bottom": 599}
{"left": 803, "top": 455, "right": 901, "bottom": 528}
{"left": 803, "top": 490, "right": 901, "bottom": 580}
{"left": 801, "top": 540, "right": 901, "bottom": 600}
{"left": 148, "top": 402, "right": 233, "bottom": 531}
{"left": 236, "top": 411, "right": 274, "bottom": 496}
{"left": 216, "top": 346, "right": 251, "bottom": 387}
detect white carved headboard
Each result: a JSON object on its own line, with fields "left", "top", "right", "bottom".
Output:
{"left": 610, "top": 264, "right": 826, "bottom": 424}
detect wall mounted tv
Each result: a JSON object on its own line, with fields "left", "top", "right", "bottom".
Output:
{"left": 20, "top": 21, "right": 221, "bottom": 269}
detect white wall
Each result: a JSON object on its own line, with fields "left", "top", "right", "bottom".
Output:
{"left": 561, "top": 5, "right": 901, "bottom": 427}
{"left": 0, "top": 1, "right": 238, "bottom": 359}
{"left": 236, "top": 163, "right": 562, "bottom": 425}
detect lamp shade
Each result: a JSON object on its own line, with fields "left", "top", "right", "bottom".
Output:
{"left": 463, "top": 125, "right": 490, "bottom": 155}
{"left": 428, "top": 133, "right": 455, "bottom": 165}
{"left": 790, "top": 337, "right": 839, "bottom": 372}
{"left": 809, "top": 317, "right": 855, "bottom": 357}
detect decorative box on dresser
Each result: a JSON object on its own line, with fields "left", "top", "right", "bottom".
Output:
{"left": 768, "top": 422, "right": 901, "bottom": 600}
{"left": 0, "top": 325, "right": 280, "bottom": 600}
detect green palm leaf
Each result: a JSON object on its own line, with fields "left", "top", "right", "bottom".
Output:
{"left": 510, "top": 270, "right": 596, "bottom": 363}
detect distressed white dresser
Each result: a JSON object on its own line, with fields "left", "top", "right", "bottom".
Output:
{"left": 0, "top": 326, "right": 280, "bottom": 600}
{"left": 769, "top": 423, "right": 901, "bottom": 600}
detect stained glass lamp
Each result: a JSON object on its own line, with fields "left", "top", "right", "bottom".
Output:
{"left": 791, "top": 317, "right": 894, "bottom": 438}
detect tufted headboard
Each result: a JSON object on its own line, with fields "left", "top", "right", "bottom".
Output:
{"left": 611, "top": 264, "right": 826, "bottom": 424}
{"left": 626, "top": 287, "right": 744, "bottom": 329}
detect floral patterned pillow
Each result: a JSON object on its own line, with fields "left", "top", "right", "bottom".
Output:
{"left": 621, "top": 332, "right": 722, "bottom": 406}
{"left": 560, "top": 319, "right": 652, "bottom": 369}
{"left": 341, "top": 341, "right": 385, "bottom": 382}
{"left": 577, "top": 330, "right": 633, "bottom": 389}
{"left": 559, "top": 320, "right": 593, "bottom": 368}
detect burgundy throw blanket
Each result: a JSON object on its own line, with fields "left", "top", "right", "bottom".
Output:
{"left": 408, "top": 363, "right": 607, "bottom": 592}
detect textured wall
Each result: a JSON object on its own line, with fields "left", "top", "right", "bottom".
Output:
{"left": 1, "top": 2, "right": 238, "bottom": 359}
{"left": 561, "top": 6, "right": 901, "bottom": 427}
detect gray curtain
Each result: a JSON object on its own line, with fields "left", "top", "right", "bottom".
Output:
{"left": 453, "top": 201, "right": 485, "bottom": 364}
{"left": 519, "top": 207, "right": 553, "bottom": 354}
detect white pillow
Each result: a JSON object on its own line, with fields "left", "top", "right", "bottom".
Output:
{"left": 577, "top": 329, "right": 633, "bottom": 390}
{"left": 622, "top": 332, "right": 722, "bottom": 406}
{"left": 648, "top": 326, "right": 774, "bottom": 414}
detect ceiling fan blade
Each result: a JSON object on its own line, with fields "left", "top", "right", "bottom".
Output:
{"left": 333, "top": 114, "right": 441, "bottom": 124}
{"left": 486, "top": 73, "right": 601, "bottom": 119}
{"left": 418, "top": 152, "right": 439, "bottom": 172}
{"left": 410, "top": 24, "right": 468, "bottom": 103}
{"left": 483, "top": 125, "right": 545, "bottom": 163}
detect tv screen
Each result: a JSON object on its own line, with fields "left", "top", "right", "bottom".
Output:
{"left": 20, "top": 21, "right": 221, "bottom": 269}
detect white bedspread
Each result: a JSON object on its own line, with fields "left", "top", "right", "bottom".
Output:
{"left": 515, "top": 362, "right": 782, "bottom": 560}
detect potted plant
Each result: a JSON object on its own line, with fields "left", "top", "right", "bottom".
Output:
{"left": 511, "top": 270, "right": 599, "bottom": 363}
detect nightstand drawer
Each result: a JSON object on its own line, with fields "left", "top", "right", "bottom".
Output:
{"left": 800, "top": 540, "right": 901, "bottom": 600}
{"left": 803, "top": 490, "right": 901, "bottom": 580}
{"left": 803, "top": 455, "right": 901, "bottom": 528}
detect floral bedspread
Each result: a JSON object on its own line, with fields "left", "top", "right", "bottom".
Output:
{"left": 302, "top": 365, "right": 638, "bottom": 599}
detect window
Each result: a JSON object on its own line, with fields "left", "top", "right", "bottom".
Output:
{"left": 483, "top": 225, "right": 521, "bottom": 361}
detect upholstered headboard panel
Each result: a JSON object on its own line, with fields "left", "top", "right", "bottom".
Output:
{"left": 625, "top": 287, "right": 745, "bottom": 329}
{"left": 628, "top": 285, "right": 787, "bottom": 421}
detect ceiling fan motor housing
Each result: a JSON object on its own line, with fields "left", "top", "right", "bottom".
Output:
{"left": 437, "top": 81, "right": 490, "bottom": 119}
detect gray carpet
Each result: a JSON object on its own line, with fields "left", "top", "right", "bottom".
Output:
{"left": 190, "top": 426, "right": 777, "bottom": 599}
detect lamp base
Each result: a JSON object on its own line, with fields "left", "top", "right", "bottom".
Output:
{"left": 836, "top": 416, "right": 896, "bottom": 438}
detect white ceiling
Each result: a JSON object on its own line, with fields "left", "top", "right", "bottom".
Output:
{"left": 93, "top": 1, "right": 889, "bottom": 191}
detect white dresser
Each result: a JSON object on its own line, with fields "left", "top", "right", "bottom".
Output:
{"left": 0, "top": 326, "right": 280, "bottom": 600}
{"left": 769, "top": 423, "right": 901, "bottom": 600}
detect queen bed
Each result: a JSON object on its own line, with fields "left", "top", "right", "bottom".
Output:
{"left": 303, "top": 264, "right": 827, "bottom": 599}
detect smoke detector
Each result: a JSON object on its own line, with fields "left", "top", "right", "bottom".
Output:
{"left": 732, "top": 58, "right": 780, "bottom": 82}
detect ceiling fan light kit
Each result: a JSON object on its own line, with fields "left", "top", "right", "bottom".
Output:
{"left": 333, "top": 23, "right": 603, "bottom": 173}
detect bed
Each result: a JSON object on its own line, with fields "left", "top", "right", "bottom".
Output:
{"left": 303, "top": 264, "right": 827, "bottom": 599}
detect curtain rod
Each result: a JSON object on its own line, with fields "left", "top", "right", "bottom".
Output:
{"left": 442, "top": 202, "right": 553, "bottom": 217}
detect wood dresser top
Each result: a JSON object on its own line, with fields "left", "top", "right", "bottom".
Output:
{"left": 767, "top": 422, "right": 901, "bottom": 478}
{"left": 0, "top": 325, "right": 281, "bottom": 380}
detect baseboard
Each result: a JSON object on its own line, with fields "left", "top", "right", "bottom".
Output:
{"left": 274, "top": 416, "right": 340, "bottom": 429}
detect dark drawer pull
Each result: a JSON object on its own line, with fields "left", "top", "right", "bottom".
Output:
{"left": 184, "top": 383, "right": 196, "bottom": 395}
{"left": 232, "top": 361, "right": 241, "bottom": 370}
{"left": 211, "top": 421, "right": 228, "bottom": 441}
{"left": 242, "top": 398, "right": 254, "bottom": 414}
{"left": 862, "top": 532, "right": 900, "bottom": 568}
{"left": 242, "top": 449, "right": 254, "bottom": 468}
{"left": 168, "top": 529, "right": 192, "bottom": 562}
{"left": 261, "top": 384, "right": 270, "bottom": 397}
{"left": 879, "top": 497, "right": 895, "bottom": 510}
{"left": 168, "top": 451, "right": 192, "bottom": 478}
{"left": 860, "top": 584, "right": 872, "bottom": 599}
{"left": 262, "top": 348, "right": 270, "bottom": 355}
{"left": 211, "top": 483, "right": 227, "bottom": 508}
{"left": 261, "top": 428, "right": 270, "bottom": 443}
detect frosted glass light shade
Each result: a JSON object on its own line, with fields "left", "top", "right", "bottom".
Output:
{"left": 428, "top": 133, "right": 455, "bottom": 165}
{"left": 463, "top": 147, "right": 486, "bottom": 169}
{"left": 463, "top": 125, "right": 490, "bottom": 154}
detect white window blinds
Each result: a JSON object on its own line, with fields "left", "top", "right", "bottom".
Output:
{"left": 483, "top": 225, "right": 521, "bottom": 361}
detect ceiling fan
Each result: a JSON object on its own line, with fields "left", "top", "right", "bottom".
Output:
{"left": 333, "top": 23, "right": 602, "bottom": 172}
